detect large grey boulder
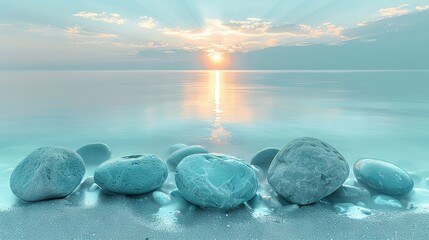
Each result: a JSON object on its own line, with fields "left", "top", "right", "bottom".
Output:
{"left": 267, "top": 137, "right": 349, "bottom": 205}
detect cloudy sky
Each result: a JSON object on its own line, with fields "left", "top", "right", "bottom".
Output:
{"left": 0, "top": 0, "right": 428, "bottom": 69}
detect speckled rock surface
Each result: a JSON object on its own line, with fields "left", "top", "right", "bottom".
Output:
{"left": 166, "top": 145, "right": 208, "bottom": 170}
{"left": 354, "top": 158, "right": 414, "bottom": 196}
{"left": 94, "top": 154, "right": 168, "bottom": 195}
{"left": 250, "top": 147, "right": 280, "bottom": 172}
{"left": 76, "top": 143, "right": 111, "bottom": 165}
{"left": 267, "top": 137, "right": 349, "bottom": 205}
{"left": 10, "top": 146, "right": 85, "bottom": 202}
{"left": 175, "top": 153, "right": 258, "bottom": 210}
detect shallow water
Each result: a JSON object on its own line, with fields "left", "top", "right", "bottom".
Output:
{"left": 1, "top": 70, "right": 429, "bottom": 238}
{"left": 1, "top": 70, "right": 428, "bottom": 165}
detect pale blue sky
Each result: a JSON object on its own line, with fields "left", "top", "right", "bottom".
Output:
{"left": 0, "top": 0, "right": 428, "bottom": 69}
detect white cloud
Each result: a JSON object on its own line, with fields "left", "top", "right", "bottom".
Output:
{"left": 138, "top": 16, "right": 157, "bottom": 29}
{"left": 378, "top": 4, "right": 410, "bottom": 17}
{"left": 416, "top": 5, "right": 429, "bottom": 11}
{"left": 161, "top": 18, "right": 345, "bottom": 55}
{"left": 112, "top": 42, "right": 168, "bottom": 49}
{"left": 64, "top": 26, "right": 117, "bottom": 38}
{"left": 357, "top": 21, "right": 369, "bottom": 27}
{"left": 73, "top": 12, "right": 126, "bottom": 25}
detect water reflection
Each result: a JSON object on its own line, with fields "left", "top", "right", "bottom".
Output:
{"left": 210, "top": 70, "right": 231, "bottom": 144}
{"left": 181, "top": 71, "right": 254, "bottom": 144}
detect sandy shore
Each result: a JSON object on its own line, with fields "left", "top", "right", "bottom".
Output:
{"left": 1, "top": 190, "right": 429, "bottom": 240}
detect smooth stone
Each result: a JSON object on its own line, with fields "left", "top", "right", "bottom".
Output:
{"left": 372, "top": 195, "right": 402, "bottom": 208}
{"left": 250, "top": 147, "right": 280, "bottom": 172}
{"left": 176, "top": 153, "right": 258, "bottom": 210}
{"left": 152, "top": 191, "right": 172, "bottom": 206}
{"left": 267, "top": 137, "right": 349, "bottom": 205}
{"left": 327, "top": 185, "right": 371, "bottom": 203}
{"left": 166, "top": 145, "right": 208, "bottom": 170}
{"left": 353, "top": 159, "right": 414, "bottom": 196}
{"left": 94, "top": 154, "right": 168, "bottom": 195}
{"left": 10, "top": 146, "right": 85, "bottom": 202}
{"left": 167, "top": 143, "right": 187, "bottom": 155}
{"left": 76, "top": 143, "right": 111, "bottom": 165}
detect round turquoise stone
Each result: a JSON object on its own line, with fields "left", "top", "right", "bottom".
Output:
{"left": 175, "top": 153, "right": 258, "bottom": 210}
{"left": 94, "top": 154, "right": 168, "bottom": 195}
{"left": 76, "top": 143, "right": 111, "bottom": 165}
{"left": 353, "top": 158, "right": 414, "bottom": 196}
{"left": 250, "top": 147, "right": 280, "bottom": 172}
{"left": 166, "top": 145, "right": 208, "bottom": 170}
{"left": 167, "top": 143, "right": 187, "bottom": 155}
{"left": 10, "top": 146, "right": 85, "bottom": 202}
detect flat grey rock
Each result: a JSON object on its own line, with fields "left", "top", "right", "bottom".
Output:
{"left": 94, "top": 154, "right": 168, "bottom": 195}
{"left": 176, "top": 153, "right": 258, "bottom": 210}
{"left": 76, "top": 143, "right": 111, "bottom": 165}
{"left": 267, "top": 137, "right": 349, "bottom": 205}
{"left": 10, "top": 146, "right": 85, "bottom": 202}
{"left": 354, "top": 158, "right": 414, "bottom": 196}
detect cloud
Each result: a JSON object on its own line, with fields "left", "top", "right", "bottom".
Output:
{"left": 138, "top": 16, "right": 157, "bottom": 29}
{"left": 73, "top": 12, "right": 126, "bottom": 25}
{"left": 112, "top": 41, "right": 168, "bottom": 49}
{"left": 64, "top": 26, "right": 117, "bottom": 38}
{"left": 378, "top": 4, "right": 410, "bottom": 17}
{"left": 161, "top": 18, "right": 345, "bottom": 55}
{"left": 416, "top": 5, "right": 429, "bottom": 11}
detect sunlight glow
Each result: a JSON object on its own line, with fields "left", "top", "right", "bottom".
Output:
{"left": 210, "top": 53, "right": 223, "bottom": 64}
{"left": 215, "top": 70, "right": 220, "bottom": 108}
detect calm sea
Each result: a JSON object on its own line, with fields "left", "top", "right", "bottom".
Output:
{"left": 1, "top": 70, "right": 428, "bottom": 206}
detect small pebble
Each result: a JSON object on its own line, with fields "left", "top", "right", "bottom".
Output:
{"left": 94, "top": 154, "right": 168, "bottom": 195}
{"left": 152, "top": 191, "right": 172, "bottom": 206}
{"left": 166, "top": 145, "right": 208, "bottom": 171}
{"left": 76, "top": 143, "right": 111, "bottom": 165}
{"left": 354, "top": 158, "right": 414, "bottom": 196}
{"left": 167, "top": 143, "right": 187, "bottom": 155}
{"left": 372, "top": 195, "right": 402, "bottom": 209}
{"left": 250, "top": 147, "right": 280, "bottom": 172}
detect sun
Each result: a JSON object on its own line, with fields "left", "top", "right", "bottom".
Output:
{"left": 210, "top": 53, "right": 223, "bottom": 64}
{"left": 204, "top": 52, "right": 229, "bottom": 69}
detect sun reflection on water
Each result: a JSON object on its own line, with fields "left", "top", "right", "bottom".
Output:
{"left": 210, "top": 70, "right": 231, "bottom": 144}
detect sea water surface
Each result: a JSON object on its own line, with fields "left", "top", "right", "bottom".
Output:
{"left": 1, "top": 70, "right": 429, "bottom": 239}
{"left": 0, "top": 70, "right": 429, "bottom": 209}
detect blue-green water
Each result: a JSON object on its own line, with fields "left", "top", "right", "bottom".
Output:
{"left": 1, "top": 70, "right": 429, "bottom": 207}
